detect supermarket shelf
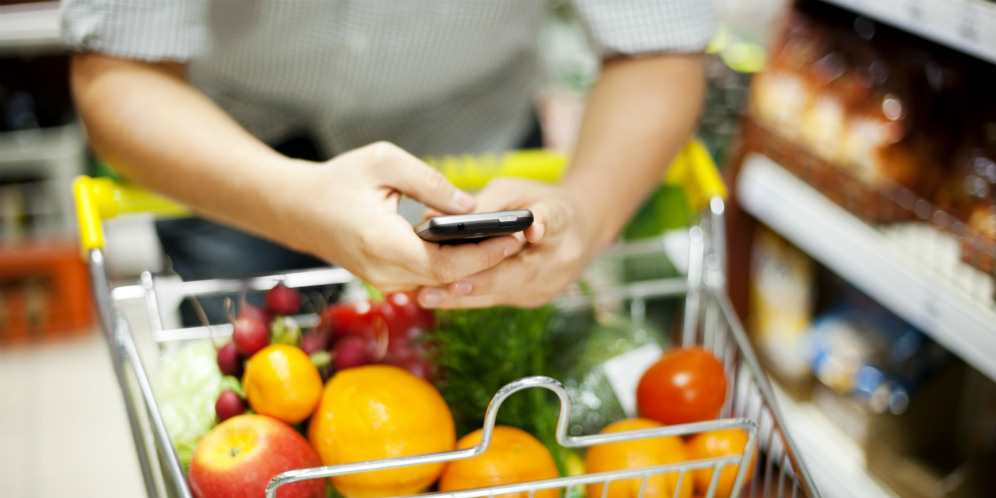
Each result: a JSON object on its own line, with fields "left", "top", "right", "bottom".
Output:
{"left": 818, "top": 0, "right": 996, "bottom": 64}
{"left": 771, "top": 383, "right": 899, "bottom": 498}
{"left": 0, "top": 1, "right": 61, "bottom": 53}
{"left": 737, "top": 154, "right": 996, "bottom": 381}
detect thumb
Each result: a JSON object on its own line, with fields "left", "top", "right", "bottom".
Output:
{"left": 524, "top": 198, "right": 569, "bottom": 244}
{"left": 367, "top": 142, "right": 475, "bottom": 214}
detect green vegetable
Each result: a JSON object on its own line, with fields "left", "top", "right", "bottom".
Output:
{"left": 560, "top": 317, "right": 667, "bottom": 437}
{"left": 153, "top": 340, "right": 240, "bottom": 470}
{"left": 270, "top": 316, "right": 302, "bottom": 346}
{"left": 432, "top": 305, "right": 568, "bottom": 471}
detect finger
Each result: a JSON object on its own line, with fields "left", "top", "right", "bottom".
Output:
{"left": 423, "top": 207, "right": 443, "bottom": 221}
{"left": 364, "top": 141, "right": 475, "bottom": 214}
{"left": 423, "top": 235, "right": 524, "bottom": 284}
{"left": 473, "top": 180, "right": 529, "bottom": 212}
{"left": 522, "top": 199, "right": 569, "bottom": 244}
{"left": 417, "top": 255, "right": 542, "bottom": 309}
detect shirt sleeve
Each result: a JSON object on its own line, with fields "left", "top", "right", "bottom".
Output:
{"left": 60, "top": 0, "right": 210, "bottom": 62}
{"left": 569, "top": 0, "right": 717, "bottom": 57}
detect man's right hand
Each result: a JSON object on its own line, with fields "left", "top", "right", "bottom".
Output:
{"left": 276, "top": 141, "right": 523, "bottom": 292}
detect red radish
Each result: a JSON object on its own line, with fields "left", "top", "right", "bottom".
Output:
{"left": 239, "top": 304, "right": 272, "bottom": 329}
{"left": 232, "top": 316, "right": 269, "bottom": 356}
{"left": 216, "top": 342, "right": 244, "bottom": 378}
{"left": 214, "top": 390, "right": 247, "bottom": 422}
{"left": 300, "top": 330, "right": 330, "bottom": 355}
{"left": 265, "top": 283, "right": 302, "bottom": 316}
{"left": 332, "top": 335, "right": 376, "bottom": 371}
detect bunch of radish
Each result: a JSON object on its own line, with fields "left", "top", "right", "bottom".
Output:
{"left": 214, "top": 283, "right": 303, "bottom": 421}
{"left": 211, "top": 283, "right": 438, "bottom": 422}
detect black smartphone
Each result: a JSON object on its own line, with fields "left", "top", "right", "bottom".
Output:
{"left": 415, "top": 209, "right": 534, "bottom": 243}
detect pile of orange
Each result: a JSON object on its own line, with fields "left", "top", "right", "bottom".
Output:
{"left": 439, "top": 426, "right": 560, "bottom": 498}
{"left": 308, "top": 364, "right": 455, "bottom": 498}
{"left": 243, "top": 344, "right": 323, "bottom": 424}
{"left": 236, "top": 345, "right": 754, "bottom": 498}
{"left": 585, "top": 418, "right": 756, "bottom": 498}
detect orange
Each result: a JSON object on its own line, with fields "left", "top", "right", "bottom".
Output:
{"left": 308, "top": 364, "right": 455, "bottom": 498}
{"left": 584, "top": 418, "right": 693, "bottom": 498}
{"left": 686, "top": 429, "right": 756, "bottom": 498}
{"left": 243, "top": 344, "right": 323, "bottom": 424}
{"left": 438, "top": 426, "right": 560, "bottom": 498}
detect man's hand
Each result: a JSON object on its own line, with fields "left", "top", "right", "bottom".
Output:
{"left": 415, "top": 177, "right": 602, "bottom": 308}
{"left": 416, "top": 53, "right": 706, "bottom": 308}
{"left": 280, "top": 142, "right": 523, "bottom": 292}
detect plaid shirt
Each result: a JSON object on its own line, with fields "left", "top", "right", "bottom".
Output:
{"left": 61, "top": 0, "right": 716, "bottom": 157}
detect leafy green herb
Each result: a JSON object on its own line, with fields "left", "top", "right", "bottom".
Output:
{"left": 432, "top": 305, "right": 573, "bottom": 471}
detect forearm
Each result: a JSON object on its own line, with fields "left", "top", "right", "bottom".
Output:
{"left": 70, "top": 54, "right": 307, "bottom": 244}
{"left": 562, "top": 53, "right": 706, "bottom": 249}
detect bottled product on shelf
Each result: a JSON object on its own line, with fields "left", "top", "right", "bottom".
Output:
{"left": 746, "top": 1, "right": 996, "bottom": 275}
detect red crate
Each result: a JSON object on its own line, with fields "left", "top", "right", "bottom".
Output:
{"left": 0, "top": 240, "right": 95, "bottom": 345}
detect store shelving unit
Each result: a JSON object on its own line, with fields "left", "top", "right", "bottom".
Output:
{"left": 771, "top": 383, "right": 899, "bottom": 498}
{"left": 738, "top": 153, "right": 996, "bottom": 381}
{"left": 819, "top": 0, "right": 996, "bottom": 64}
{"left": 734, "top": 8, "right": 995, "bottom": 491}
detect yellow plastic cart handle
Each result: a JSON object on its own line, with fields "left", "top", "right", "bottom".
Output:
{"left": 74, "top": 140, "right": 724, "bottom": 250}
{"left": 73, "top": 176, "right": 188, "bottom": 251}
{"left": 663, "top": 138, "right": 728, "bottom": 212}
{"left": 428, "top": 138, "right": 726, "bottom": 212}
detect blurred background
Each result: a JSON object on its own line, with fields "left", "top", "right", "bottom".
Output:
{"left": 0, "top": 0, "right": 994, "bottom": 497}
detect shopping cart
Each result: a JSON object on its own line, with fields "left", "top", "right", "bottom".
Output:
{"left": 72, "top": 144, "right": 821, "bottom": 498}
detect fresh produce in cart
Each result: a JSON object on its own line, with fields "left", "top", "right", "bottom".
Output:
{"left": 151, "top": 278, "right": 763, "bottom": 498}
{"left": 438, "top": 426, "right": 560, "bottom": 498}
{"left": 242, "top": 344, "right": 323, "bottom": 424}
{"left": 687, "top": 428, "right": 758, "bottom": 498}
{"left": 584, "top": 418, "right": 694, "bottom": 498}
{"left": 188, "top": 414, "right": 325, "bottom": 498}
{"left": 636, "top": 346, "right": 728, "bottom": 425}
{"left": 308, "top": 364, "right": 455, "bottom": 498}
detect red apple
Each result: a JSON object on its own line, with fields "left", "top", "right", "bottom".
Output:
{"left": 188, "top": 414, "right": 325, "bottom": 498}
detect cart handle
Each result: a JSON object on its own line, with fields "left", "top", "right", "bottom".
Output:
{"left": 73, "top": 140, "right": 725, "bottom": 250}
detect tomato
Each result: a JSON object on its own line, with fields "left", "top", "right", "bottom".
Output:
{"left": 320, "top": 300, "right": 384, "bottom": 343}
{"left": 686, "top": 428, "right": 757, "bottom": 497}
{"left": 317, "top": 292, "right": 437, "bottom": 380}
{"left": 636, "top": 346, "right": 727, "bottom": 425}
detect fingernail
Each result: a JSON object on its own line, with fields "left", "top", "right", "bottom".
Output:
{"left": 421, "top": 289, "right": 441, "bottom": 307}
{"left": 452, "top": 190, "right": 475, "bottom": 211}
{"left": 533, "top": 222, "right": 546, "bottom": 240}
{"left": 451, "top": 281, "right": 472, "bottom": 296}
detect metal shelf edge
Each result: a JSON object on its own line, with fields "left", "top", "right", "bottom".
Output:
{"left": 818, "top": 0, "right": 996, "bottom": 64}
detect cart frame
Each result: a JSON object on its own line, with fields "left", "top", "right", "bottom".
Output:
{"left": 73, "top": 146, "right": 821, "bottom": 498}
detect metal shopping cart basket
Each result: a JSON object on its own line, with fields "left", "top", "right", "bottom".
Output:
{"left": 73, "top": 143, "right": 821, "bottom": 498}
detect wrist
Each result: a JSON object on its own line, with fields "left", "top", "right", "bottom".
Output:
{"left": 557, "top": 178, "right": 632, "bottom": 254}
